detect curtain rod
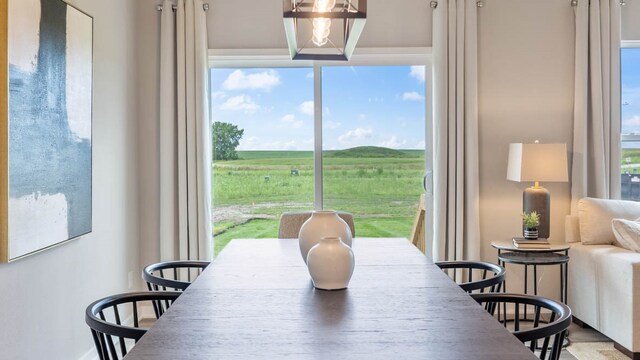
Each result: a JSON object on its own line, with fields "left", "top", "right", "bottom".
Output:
{"left": 156, "top": 3, "right": 209, "bottom": 11}
{"left": 571, "top": 0, "right": 627, "bottom": 5}
{"left": 429, "top": 1, "right": 484, "bottom": 8}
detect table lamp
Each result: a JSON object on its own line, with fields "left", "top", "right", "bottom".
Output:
{"left": 506, "top": 142, "right": 569, "bottom": 239}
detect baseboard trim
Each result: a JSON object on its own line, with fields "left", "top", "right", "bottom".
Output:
{"left": 571, "top": 316, "right": 593, "bottom": 329}
{"left": 614, "top": 342, "right": 640, "bottom": 360}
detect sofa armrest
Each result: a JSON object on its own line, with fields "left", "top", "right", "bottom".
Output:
{"left": 595, "top": 247, "right": 640, "bottom": 351}
{"left": 565, "top": 215, "right": 580, "bottom": 243}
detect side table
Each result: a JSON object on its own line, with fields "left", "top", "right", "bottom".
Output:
{"left": 491, "top": 240, "right": 570, "bottom": 303}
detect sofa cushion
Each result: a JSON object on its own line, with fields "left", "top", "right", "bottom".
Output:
{"left": 612, "top": 218, "right": 640, "bottom": 252}
{"left": 565, "top": 215, "right": 581, "bottom": 243}
{"left": 579, "top": 197, "right": 640, "bottom": 245}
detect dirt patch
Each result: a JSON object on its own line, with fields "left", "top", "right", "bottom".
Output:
{"left": 213, "top": 202, "right": 312, "bottom": 223}
{"left": 213, "top": 218, "right": 272, "bottom": 236}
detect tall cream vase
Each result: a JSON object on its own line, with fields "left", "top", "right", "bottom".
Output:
{"left": 298, "top": 210, "right": 352, "bottom": 263}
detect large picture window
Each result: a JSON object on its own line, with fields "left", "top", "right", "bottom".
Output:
{"left": 210, "top": 62, "right": 429, "bottom": 254}
{"left": 621, "top": 46, "right": 640, "bottom": 200}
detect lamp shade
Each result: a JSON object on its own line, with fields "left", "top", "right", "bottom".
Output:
{"left": 507, "top": 143, "right": 569, "bottom": 183}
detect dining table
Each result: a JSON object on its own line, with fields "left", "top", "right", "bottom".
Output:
{"left": 124, "top": 237, "right": 538, "bottom": 359}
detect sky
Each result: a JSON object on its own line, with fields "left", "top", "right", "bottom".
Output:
{"left": 210, "top": 65, "right": 426, "bottom": 151}
{"left": 622, "top": 48, "right": 640, "bottom": 134}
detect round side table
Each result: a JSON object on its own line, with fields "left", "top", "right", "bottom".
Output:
{"left": 490, "top": 241, "right": 570, "bottom": 303}
{"left": 491, "top": 240, "right": 571, "bottom": 347}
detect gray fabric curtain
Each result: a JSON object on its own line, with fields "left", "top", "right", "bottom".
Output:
{"left": 159, "top": 0, "right": 212, "bottom": 261}
{"left": 431, "top": 0, "right": 481, "bottom": 261}
{"left": 571, "top": 0, "right": 622, "bottom": 211}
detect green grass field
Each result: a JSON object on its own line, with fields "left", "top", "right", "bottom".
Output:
{"left": 213, "top": 147, "right": 425, "bottom": 255}
{"left": 622, "top": 149, "right": 640, "bottom": 173}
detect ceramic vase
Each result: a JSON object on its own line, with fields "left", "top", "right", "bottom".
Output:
{"left": 298, "top": 210, "right": 352, "bottom": 263}
{"left": 524, "top": 228, "right": 539, "bottom": 240}
{"left": 306, "top": 237, "right": 355, "bottom": 290}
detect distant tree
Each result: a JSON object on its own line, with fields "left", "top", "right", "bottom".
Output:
{"left": 212, "top": 122, "right": 244, "bottom": 160}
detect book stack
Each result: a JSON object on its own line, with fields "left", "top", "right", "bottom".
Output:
{"left": 512, "top": 237, "right": 551, "bottom": 249}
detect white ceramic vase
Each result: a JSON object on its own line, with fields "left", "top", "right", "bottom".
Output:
{"left": 298, "top": 210, "right": 352, "bottom": 263}
{"left": 306, "top": 237, "right": 355, "bottom": 290}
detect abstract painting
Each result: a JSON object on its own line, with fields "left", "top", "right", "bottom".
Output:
{"left": 0, "top": 0, "right": 92, "bottom": 261}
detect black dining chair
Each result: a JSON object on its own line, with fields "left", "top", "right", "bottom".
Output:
{"left": 435, "top": 260, "right": 506, "bottom": 293}
{"left": 471, "top": 293, "right": 572, "bottom": 360}
{"left": 85, "top": 291, "right": 181, "bottom": 360}
{"left": 142, "top": 260, "right": 210, "bottom": 292}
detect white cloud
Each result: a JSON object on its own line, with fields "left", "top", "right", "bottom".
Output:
{"left": 280, "top": 114, "right": 303, "bottom": 128}
{"left": 358, "top": 114, "right": 367, "bottom": 120}
{"left": 219, "top": 95, "right": 260, "bottom": 114}
{"left": 380, "top": 136, "right": 407, "bottom": 149}
{"left": 415, "top": 140, "right": 426, "bottom": 149}
{"left": 222, "top": 69, "right": 281, "bottom": 91}
{"left": 624, "top": 115, "right": 640, "bottom": 126}
{"left": 402, "top": 91, "right": 425, "bottom": 101}
{"left": 325, "top": 120, "right": 341, "bottom": 130}
{"left": 324, "top": 107, "right": 332, "bottom": 117}
{"left": 211, "top": 91, "right": 226, "bottom": 100}
{"left": 338, "top": 127, "right": 373, "bottom": 145}
{"left": 299, "top": 101, "right": 315, "bottom": 116}
{"left": 266, "top": 141, "right": 299, "bottom": 150}
{"left": 306, "top": 71, "right": 314, "bottom": 79}
{"left": 238, "top": 136, "right": 259, "bottom": 150}
{"left": 410, "top": 66, "right": 426, "bottom": 83}
{"left": 281, "top": 114, "right": 296, "bottom": 123}
{"left": 238, "top": 137, "right": 307, "bottom": 151}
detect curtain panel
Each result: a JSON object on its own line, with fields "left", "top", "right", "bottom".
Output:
{"left": 431, "top": 0, "right": 481, "bottom": 262}
{"left": 159, "top": 0, "right": 212, "bottom": 261}
{"left": 571, "top": 0, "right": 622, "bottom": 211}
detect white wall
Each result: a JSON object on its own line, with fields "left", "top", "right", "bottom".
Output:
{"left": 477, "top": 0, "right": 575, "bottom": 299}
{"left": 0, "top": 0, "right": 141, "bottom": 358}
{"left": 137, "top": 0, "right": 162, "bottom": 269}
{"left": 622, "top": 0, "right": 640, "bottom": 41}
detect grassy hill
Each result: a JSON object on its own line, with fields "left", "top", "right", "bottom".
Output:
{"left": 326, "top": 146, "right": 417, "bottom": 158}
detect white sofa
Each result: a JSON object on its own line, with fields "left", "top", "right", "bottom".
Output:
{"left": 566, "top": 198, "right": 640, "bottom": 357}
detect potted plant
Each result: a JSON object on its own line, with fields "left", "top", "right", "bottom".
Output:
{"left": 522, "top": 211, "right": 540, "bottom": 239}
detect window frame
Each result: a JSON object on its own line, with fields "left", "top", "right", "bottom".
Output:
{"left": 620, "top": 41, "right": 640, "bottom": 200}
{"left": 208, "top": 48, "right": 433, "bottom": 236}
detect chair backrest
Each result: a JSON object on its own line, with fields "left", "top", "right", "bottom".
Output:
{"left": 142, "top": 260, "right": 210, "bottom": 291}
{"left": 471, "top": 293, "right": 572, "bottom": 360}
{"left": 85, "top": 291, "right": 181, "bottom": 360}
{"left": 435, "top": 260, "right": 506, "bottom": 293}
{"left": 278, "top": 211, "right": 356, "bottom": 239}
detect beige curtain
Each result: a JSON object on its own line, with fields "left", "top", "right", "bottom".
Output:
{"left": 159, "top": 0, "right": 212, "bottom": 261}
{"left": 431, "top": 0, "right": 481, "bottom": 262}
{"left": 571, "top": 0, "right": 622, "bottom": 212}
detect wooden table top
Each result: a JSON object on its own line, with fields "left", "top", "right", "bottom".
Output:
{"left": 125, "top": 238, "right": 537, "bottom": 360}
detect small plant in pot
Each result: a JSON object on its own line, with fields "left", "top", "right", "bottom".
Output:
{"left": 521, "top": 211, "right": 540, "bottom": 239}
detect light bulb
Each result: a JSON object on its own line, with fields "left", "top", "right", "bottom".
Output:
{"left": 313, "top": 0, "right": 336, "bottom": 12}
{"left": 313, "top": 35, "right": 328, "bottom": 47}
{"left": 313, "top": 18, "right": 331, "bottom": 36}
{"left": 312, "top": 18, "right": 331, "bottom": 47}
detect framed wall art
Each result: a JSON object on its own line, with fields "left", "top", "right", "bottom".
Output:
{"left": 0, "top": 0, "right": 93, "bottom": 262}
